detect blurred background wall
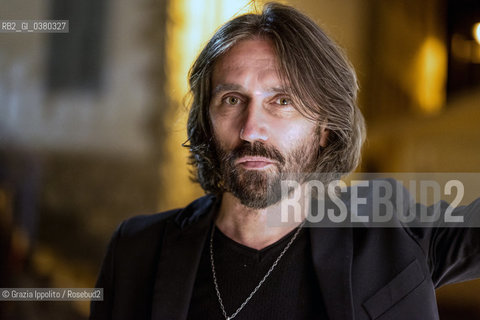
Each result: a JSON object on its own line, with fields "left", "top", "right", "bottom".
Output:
{"left": 0, "top": 0, "right": 479, "bottom": 318}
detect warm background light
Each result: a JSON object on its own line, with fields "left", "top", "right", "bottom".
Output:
{"left": 413, "top": 37, "right": 446, "bottom": 114}
{"left": 473, "top": 22, "right": 480, "bottom": 45}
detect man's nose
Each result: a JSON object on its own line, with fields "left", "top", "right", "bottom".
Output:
{"left": 239, "top": 102, "right": 268, "bottom": 143}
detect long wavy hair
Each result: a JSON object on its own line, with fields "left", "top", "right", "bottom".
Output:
{"left": 184, "top": 2, "right": 366, "bottom": 194}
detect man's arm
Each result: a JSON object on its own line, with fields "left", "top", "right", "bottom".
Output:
{"left": 401, "top": 192, "right": 480, "bottom": 288}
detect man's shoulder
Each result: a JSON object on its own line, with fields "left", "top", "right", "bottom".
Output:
{"left": 118, "top": 208, "right": 180, "bottom": 238}
{"left": 116, "top": 194, "right": 217, "bottom": 240}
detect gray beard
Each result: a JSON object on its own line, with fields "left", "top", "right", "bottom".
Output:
{"left": 219, "top": 140, "right": 320, "bottom": 209}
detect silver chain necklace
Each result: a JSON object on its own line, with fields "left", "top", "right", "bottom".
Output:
{"left": 209, "top": 220, "right": 306, "bottom": 320}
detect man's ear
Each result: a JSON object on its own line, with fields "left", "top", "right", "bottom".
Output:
{"left": 319, "top": 126, "right": 329, "bottom": 148}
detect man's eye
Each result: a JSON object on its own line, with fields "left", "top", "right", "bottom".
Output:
{"left": 224, "top": 96, "right": 240, "bottom": 105}
{"left": 276, "top": 97, "right": 291, "bottom": 105}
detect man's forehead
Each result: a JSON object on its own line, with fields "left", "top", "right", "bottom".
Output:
{"left": 208, "top": 39, "right": 294, "bottom": 95}
{"left": 213, "top": 54, "right": 278, "bottom": 74}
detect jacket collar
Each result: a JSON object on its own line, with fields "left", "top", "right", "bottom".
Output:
{"left": 151, "top": 195, "right": 354, "bottom": 320}
{"left": 151, "top": 195, "right": 218, "bottom": 320}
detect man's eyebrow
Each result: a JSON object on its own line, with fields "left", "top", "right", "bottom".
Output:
{"left": 269, "top": 86, "right": 291, "bottom": 94}
{"left": 211, "top": 83, "right": 244, "bottom": 95}
{"left": 211, "top": 84, "right": 292, "bottom": 95}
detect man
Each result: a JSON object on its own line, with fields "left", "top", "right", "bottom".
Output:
{"left": 90, "top": 3, "right": 480, "bottom": 319}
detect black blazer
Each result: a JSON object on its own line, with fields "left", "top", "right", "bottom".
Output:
{"left": 90, "top": 183, "right": 480, "bottom": 320}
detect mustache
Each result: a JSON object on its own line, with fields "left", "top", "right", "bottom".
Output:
{"left": 229, "top": 141, "right": 285, "bottom": 165}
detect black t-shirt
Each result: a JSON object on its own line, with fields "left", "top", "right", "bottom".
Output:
{"left": 187, "top": 224, "right": 328, "bottom": 320}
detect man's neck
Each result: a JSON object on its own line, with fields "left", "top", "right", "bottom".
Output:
{"left": 214, "top": 192, "right": 306, "bottom": 250}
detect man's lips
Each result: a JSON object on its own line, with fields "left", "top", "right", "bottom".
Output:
{"left": 235, "top": 156, "right": 277, "bottom": 169}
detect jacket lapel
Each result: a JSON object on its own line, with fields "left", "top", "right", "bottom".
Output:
{"left": 151, "top": 196, "right": 217, "bottom": 320}
{"left": 310, "top": 226, "right": 354, "bottom": 320}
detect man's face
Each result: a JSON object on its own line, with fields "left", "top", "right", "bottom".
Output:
{"left": 209, "top": 38, "right": 328, "bottom": 208}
